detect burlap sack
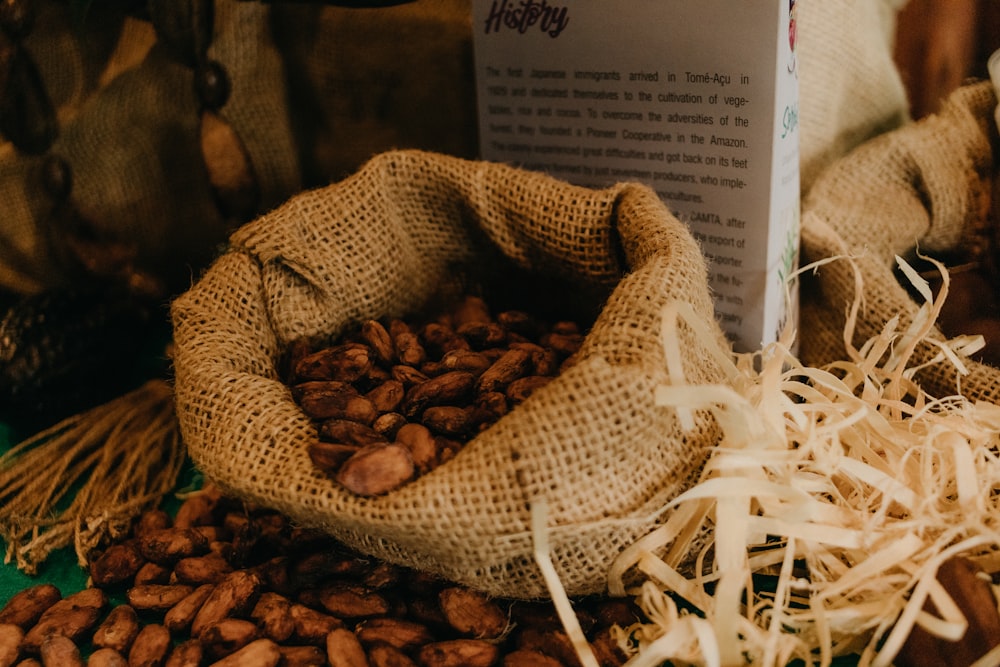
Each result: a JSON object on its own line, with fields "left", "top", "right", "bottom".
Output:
{"left": 170, "top": 149, "right": 730, "bottom": 599}
{"left": 800, "top": 81, "right": 1000, "bottom": 404}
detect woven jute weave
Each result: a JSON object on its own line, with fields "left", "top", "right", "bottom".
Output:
{"left": 800, "top": 82, "right": 1000, "bottom": 404}
{"left": 170, "top": 149, "right": 730, "bottom": 599}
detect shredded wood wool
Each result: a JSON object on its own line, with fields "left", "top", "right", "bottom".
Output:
{"left": 0, "top": 379, "right": 184, "bottom": 574}
{"left": 586, "top": 256, "right": 1000, "bottom": 667}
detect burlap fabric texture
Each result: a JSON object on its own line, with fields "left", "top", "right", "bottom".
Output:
{"left": 800, "top": 82, "right": 1000, "bottom": 404}
{"left": 170, "top": 149, "right": 731, "bottom": 599}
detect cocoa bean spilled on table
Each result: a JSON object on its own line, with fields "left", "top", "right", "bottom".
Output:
{"left": 0, "top": 484, "right": 639, "bottom": 666}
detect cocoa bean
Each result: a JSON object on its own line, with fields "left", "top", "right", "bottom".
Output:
{"left": 388, "top": 318, "right": 413, "bottom": 339}
{"left": 164, "top": 584, "right": 215, "bottom": 634}
{"left": 90, "top": 542, "right": 146, "bottom": 587}
{"left": 317, "top": 583, "right": 391, "bottom": 619}
{"left": 277, "top": 644, "right": 326, "bottom": 667}
{"left": 200, "top": 618, "right": 259, "bottom": 661}
{"left": 470, "top": 391, "right": 509, "bottom": 430}
{"left": 0, "top": 584, "right": 61, "bottom": 630}
{"left": 190, "top": 571, "right": 263, "bottom": 638}
{"left": 421, "top": 406, "right": 475, "bottom": 438}
{"left": 457, "top": 320, "right": 507, "bottom": 349}
{"left": 127, "top": 585, "right": 196, "bottom": 613}
{"left": 591, "top": 627, "right": 629, "bottom": 667}
{"left": 134, "top": 510, "right": 173, "bottom": 538}
{"left": 308, "top": 441, "right": 361, "bottom": 473}
{"left": 476, "top": 348, "right": 532, "bottom": 393}
{"left": 320, "top": 418, "right": 388, "bottom": 447}
{"left": 364, "top": 364, "right": 393, "bottom": 387}
{"left": 541, "top": 331, "right": 583, "bottom": 357}
{"left": 452, "top": 296, "right": 491, "bottom": 328}
{"left": 294, "top": 381, "right": 377, "bottom": 424}
{"left": 394, "top": 331, "right": 427, "bottom": 367}
{"left": 505, "top": 376, "right": 552, "bottom": 405}
{"left": 401, "top": 371, "right": 476, "bottom": 419}
{"left": 22, "top": 588, "right": 106, "bottom": 653}
{"left": 516, "top": 628, "right": 580, "bottom": 667}
{"left": 38, "top": 635, "right": 82, "bottom": 666}
{"left": 897, "top": 556, "right": 1000, "bottom": 667}
{"left": 164, "top": 639, "right": 203, "bottom": 667}
{"left": 440, "top": 349, "right": 493, "bottom": 376}
{"left": 325, "top": 627, "right": 369, "bottom": 667}
{"left": 139, "top": 528, "right": 211, "bottom": 565}
{"left": 373, "top": 412, "right": 408, "bottom": 439}
{"left": 92, "top": 604, "right": 140, "bottom": 654}
{"left": 419, "top": 361, "right": 447, "bottom": 379}
{"left": 509, "top": 342, "right": 558, "bottom": 377}
{"left": 134, "top": 561, "right": 173, "bottom": 586}
{"left": 369, "top": 643, "right": 419, "bottom": 667}
{"left": 295, "top": 343, "right": 372, "bottom": 383}
{"left": 420, "top": 322, "right": 469, "bottom": 357}
{"left": 335, "top": 443, "right": 415, "bottom": 496}
{"left": 362, "top": 561, "right": 404, "bottom": 590}
{"left": 435, "top": 437, "right": 462, "bottom": 465}
{"left": 365, "top": 379, "right": 406, "bottom": 415}
{"left": 287, "top": 546, "right": 368, "bottom": 586}
{"left": 417, "top": 639, "right": 500, "bottom": 667}
{"left": 552, "top": 321, "right": 581, "bottom": 335}
{"left": 288, "top": 604, "right": 343, "bottom": 645}
{"left": 250, "top": 592, "right": 295, "bottom": 643}
{"left": 87, "top": 647, "right": 128, "bottom": 667}
{"left": 360, "top": 319, "right": 396, "bottom": 366}
{"left": 173, "top": 553, "right": 234, "bottom": 585}
{"left": 173, "top": 487, "right": 222, "bottom": 529}
{"left": 591, "top": 599, "right": 643, "bottom": 630}
{"left": 394, "top": 423, "right": 439, "bottom": 474}
{"left": 356, "top": 617, "right": 434, "bottom": 652}
{"left": 497, "top": 310, "right": 540, "bottom": 337}
{"left": 439, "top": 587, "right": 508, "bottom": 639}
{"left": 204, "top": 638, "right": 280, "bottom": 667}
{"left": 126, "top": 624, "right": 171, "bottom": 667}
{"left": 502, "top": 649, "right": 563, "bottom": 667}
{"left": 0, "top": 623, "right": 23, "bottom": 666}
{"left": 252, "top": 556, "right": 293, "bottom": 597}
{"left": 391, "top": 364, "right": 430, "bottom": 387}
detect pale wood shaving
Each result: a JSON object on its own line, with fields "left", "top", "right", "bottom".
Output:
{"left": 601, "top": 255, "right": 1000, "bottom": 666}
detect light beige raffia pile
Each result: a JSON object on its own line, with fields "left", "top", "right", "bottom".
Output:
{"left": 170, "top": 149, "right": 732, "bottom": 599}
{"left": 800, "top": 81, "right": 1000, "bottom": 404}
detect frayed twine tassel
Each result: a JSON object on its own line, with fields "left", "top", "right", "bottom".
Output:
{"left": 0, "top": 379, "right": 184, "bottom": 574}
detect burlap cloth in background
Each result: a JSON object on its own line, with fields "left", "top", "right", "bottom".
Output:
{"left": 170, "top": 149, "right": 731, "bottom": 599}
{"left": 800, "top": 82, "right": 1000, "bottom": 403}
{"left": 0, "top": 0, "right": 300, "bottom": 296}
{"left": 796, "top": 0, "right": 911, "bottom": 193}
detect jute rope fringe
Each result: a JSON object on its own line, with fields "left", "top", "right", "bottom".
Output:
{"left": 0, "top": 379, "right": 185, "bottom": 574}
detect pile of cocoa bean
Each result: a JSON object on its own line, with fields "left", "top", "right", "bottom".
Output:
{"left": 284, "top": 295, "right": 586, "bottom": 496}
{"left": 0, "top": 484, "right": 638, "bottom": 666}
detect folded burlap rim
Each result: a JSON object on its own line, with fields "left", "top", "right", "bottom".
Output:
{"left": 170, "top": 149, "right": 730, "bottom": 599}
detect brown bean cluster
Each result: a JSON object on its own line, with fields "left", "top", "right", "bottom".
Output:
{"left": 0, "top": 485, "right": 637, "bottom": 666}
{"left": 285, "top": 295, "right": 585, "bottom": 496}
